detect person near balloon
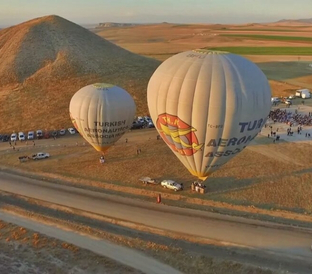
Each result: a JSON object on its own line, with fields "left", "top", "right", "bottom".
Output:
{"left": 99, "top": 156, "right": 105, "bottom": 164}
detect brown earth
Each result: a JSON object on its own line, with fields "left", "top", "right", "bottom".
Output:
{"left": 0, "top": 194, "right": 304, "bottom": 274}
{"left": 0, "top": 15, "right": 159, "bottom": 132}
{"left": 0, "top": 219, "right": 142, "bottom": 274}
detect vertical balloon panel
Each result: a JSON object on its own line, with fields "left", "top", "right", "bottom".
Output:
{"left": 147, "top": 50, "right": 271, "bottom": 181}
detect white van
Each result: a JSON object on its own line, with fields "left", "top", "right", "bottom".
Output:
{"left": 18, "top": 132, "right": 25, "bottom": 141}
{"left": 36, "top": 129, "right": 43, "bottom": 139}
{"left": 27, "top": 131, "right": 35, "bottom": 140}
{"left": 10, "top": 133, "right": 17, "bottom": 142}
{"left": 271, "top": 97, "right": 280, "bottom": 104}
{"left": 296, "top": 89, "right": 311, "bottom": 99}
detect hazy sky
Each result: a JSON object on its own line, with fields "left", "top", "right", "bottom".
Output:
{"left": 1, "top": 0, "right": 312, "bottom": 27}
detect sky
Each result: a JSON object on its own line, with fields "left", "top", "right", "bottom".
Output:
{"left": 1, "top": 0, "right": 312, "bottom": 27}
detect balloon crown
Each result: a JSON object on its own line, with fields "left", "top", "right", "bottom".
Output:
{"left": 192, "top": 49, "right": 229, "bottom": 54}
{"left": 92, "top": 83, "right": 115, "bottom": 89}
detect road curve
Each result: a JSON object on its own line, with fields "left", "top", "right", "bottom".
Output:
{"left": 0, "top": 171, "right": 312, "bottom": 261}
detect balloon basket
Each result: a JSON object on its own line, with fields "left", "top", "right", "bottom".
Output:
{"left": 191, "top": 181, "right": 207, "bottom": 194}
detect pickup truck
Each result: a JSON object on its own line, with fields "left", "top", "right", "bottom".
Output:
{"left": 139, "top": 177, "right": 159, "bottom": 185}
{"left": 32, "top": 152, "right": 50, "bottom": 160}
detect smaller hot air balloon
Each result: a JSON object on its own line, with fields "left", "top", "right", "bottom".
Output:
{"left": 69, "top": 83, "right": 136, "bottom": 154}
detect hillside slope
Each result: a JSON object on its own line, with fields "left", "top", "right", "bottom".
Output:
{"left": 0, "top": 15, "right": 160, "bottom": 132}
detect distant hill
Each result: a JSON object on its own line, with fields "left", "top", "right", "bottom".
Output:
{"left": 276, "top": 18, "right": 312, "bottom": 24}
{"left": 97, "top": 22, "right": 139, "bottom": 28}
{"left": 0, "top": 15, "right": 160, "bottom": 132}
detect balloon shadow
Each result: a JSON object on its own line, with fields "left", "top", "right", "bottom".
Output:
{"left": 203, "top": 176, "right": 261, "bottom": 194}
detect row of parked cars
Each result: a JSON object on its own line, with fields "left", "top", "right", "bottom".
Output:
{"left": 1, "top": 116, "right": 154, "bottom": 142}
{"left": 131, "top": 116, "right": 154, "bottom": 130}
{"left": 0, "top": 128, "right": 77, "bottom": 142}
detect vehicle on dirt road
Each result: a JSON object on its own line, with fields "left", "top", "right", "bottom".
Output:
{"left": 59, "top": 129, "right": 66, "bottom": 136}
{"left": 160, "top": 180, "right": 183, "bottom": 191}
{"left": 10, "top": 133, "right": 17, "bottom": 142}
{"left": 68, "top": 128, "right": 76, "bottom": 135}
{"left": 139, "top": 177, "right": 160, "bottom": 185}
{"left": 18, "top": 132, "right": 26, "bottom": 141}
{"left": 36, "top": 130, "right": 43, "bottom": 139}
{"left": 27, "top": 131, "right": 35, "bottom": 140}
{"left": 32, "top": 152, "right": 50, "bottom": 160}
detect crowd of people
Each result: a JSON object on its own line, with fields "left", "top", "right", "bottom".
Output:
{"left": 268, "top": 108, "right": 312, "bottom": 127}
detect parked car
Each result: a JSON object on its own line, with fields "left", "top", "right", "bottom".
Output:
{"left": 68, "top": 128, "right": 76, "bottom": 135}
{"left": 27, "top": 131, "right": 35, "bottom": 140}
{"left": 2, "top": 135, "right": 9, "bottom": 142}
{"left": 144, "top": 116, "right": 152, "bottom": 123}
{"left": 44, "top": 131, "right": 50, "bottom": 139}
{"left": 36, "top": 130, "right": 43, "bottom": 139}
{"left": 131, "top": 121, "right": 143, "bottom": 130}
{"left": 59, "top": 129, "right": 66, "bottom": 136}
{"left": 139, "top": 177, "right": 160, "bottom": 185}
{"left": 271, "top": 97, "right": 280, "bottom": 104}
{"left": 18, "top": 132, "right": 26, "bottom": 141}
{"left": 51, "top": 130, "right": 58, "bottom": 137}
{"left": 147, "top": 121, "right": 155, "bottom": 128}
{"left": 32, "top": 152, "right": 50, "bottom": 160}
{"left": 137, "top": 116, "right": 145, "bottom": 124}
{"left": 160, "top": 180, "right": 183, "bottom": 191}
{"left": 10, "top": 133, "right": 17, "bottom": 142}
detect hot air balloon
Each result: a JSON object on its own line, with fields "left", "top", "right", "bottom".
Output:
{"left": 69, "top": 83, "right": 136, "bottom": 154}
{"left": 147, "top": 49, "right": 271, "bottom": 181}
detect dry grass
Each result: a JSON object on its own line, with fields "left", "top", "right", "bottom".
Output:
{"left": 0, "top": 219, "right": 142, "bottom": 274}
{"left": 0, "top": 15, "right": 160, "bottom": 132}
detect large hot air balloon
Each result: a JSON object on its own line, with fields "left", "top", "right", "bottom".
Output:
{"left": 69, "top": 83, "right": 136, "bottom": 154}
{"left": 147, "top": 49, "right": 271, "bottom": 181}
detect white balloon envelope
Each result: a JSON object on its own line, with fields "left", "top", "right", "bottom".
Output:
{"left": 147, "top": 49, "right": 271, "bottom": 180}
{"left": 69, "top": 83, "right": 136, "bottom": 154}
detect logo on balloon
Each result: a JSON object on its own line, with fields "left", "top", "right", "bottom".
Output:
{"left": 156, "top": 113, "right": 203, "bottom": 156}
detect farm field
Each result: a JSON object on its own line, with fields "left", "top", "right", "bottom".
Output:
{"left": 95, "top": 22, "right": 312, "bottom": 94}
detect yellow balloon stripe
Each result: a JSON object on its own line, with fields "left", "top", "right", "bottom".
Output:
{"left": 92, "top": 144, "right": 111, "bottom": 153}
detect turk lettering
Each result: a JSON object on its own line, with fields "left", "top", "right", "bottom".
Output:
{"left": 204, "top": 118, "right": 266, "bottom": 158}
{"left": 84, "top": 120, "right": 128, "bottom": 141}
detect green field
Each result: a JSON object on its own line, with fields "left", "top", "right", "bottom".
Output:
{"left": 218, "top": 28, "right": 302, "bottom": 32}
{"left": 221, "top": 34, "right": 312, "bottom": 42}
{"left": 206, "top": 46, "right": 312, "bottom": 55}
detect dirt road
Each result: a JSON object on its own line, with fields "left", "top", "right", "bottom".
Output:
{"left": 0, "top": 171, "right": 312, "bottom": 262}
{"left": 0, "top": 211, "right": 182, "bottom": 274}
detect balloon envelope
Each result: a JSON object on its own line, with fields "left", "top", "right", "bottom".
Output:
{"left": 147, "top": 49, "right": 271, "bottom": 180}
{"left": 69, "top": 83, "right": 136, "bottom": 153}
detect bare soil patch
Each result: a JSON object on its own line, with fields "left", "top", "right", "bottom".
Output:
{"left": 0, "top": 219, "right": 142, "bottom": 274}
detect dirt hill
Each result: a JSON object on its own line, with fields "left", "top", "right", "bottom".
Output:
{"left": 0, "top": 15, "right": 160, "bottom": 133}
